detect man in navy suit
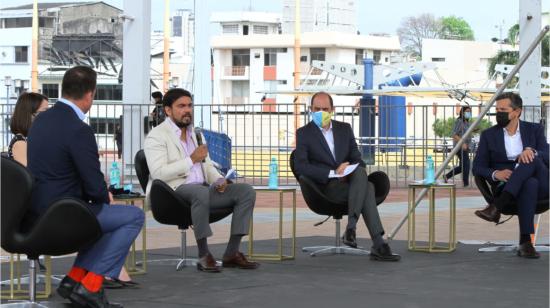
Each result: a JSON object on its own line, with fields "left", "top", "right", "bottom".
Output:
{"left": 293, "top": 92, "right": 400, "bottom": 261}
{"left": 28, "top": 66, "right": 144, "bottom": 307}
{"left": 473, "top": 92, "right": 549, "bottom": 259}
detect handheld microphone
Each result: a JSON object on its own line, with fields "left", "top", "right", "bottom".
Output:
{"left": 195, "top": 127, "right": 206, "bottom": 162}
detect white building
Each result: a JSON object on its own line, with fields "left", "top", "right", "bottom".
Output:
{"left": 210, "top": 11, "right": 400, "bottom": 112}
{"left": 282, "top": 0, "right": 357, "bottom": 34}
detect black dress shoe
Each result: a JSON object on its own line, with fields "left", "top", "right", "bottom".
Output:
{"left": 370, "top": 243, "right": 401, "bottom": 262}
{"left": 517, "top": 242, "right": 540, "bottom": 259}
{"left": 342, "top": 228, "right": 357, "bottom": 248}
{"left": 69, "top": 283, "right": 123, "bottom": 308}
{"left": 57, "top": 275, "right": 77, "bottom": 299}
{"left": 474, "top": 204, "right": 501, "bottom": 224}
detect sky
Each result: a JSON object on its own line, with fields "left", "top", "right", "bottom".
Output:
{"left": 1, "top": 0, "right": 549, "bottom": 42}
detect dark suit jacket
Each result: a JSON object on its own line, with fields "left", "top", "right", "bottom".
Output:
{"left": 28, "top": 102, "right": 109, "bottom": 216}
{"left": 294, "top": 120, "right": 365, "bottom": 185}
{"left": 473, "top": 121, "right": 549, "bottom": 180}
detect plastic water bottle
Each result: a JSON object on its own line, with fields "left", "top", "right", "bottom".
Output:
{"left": 109, "top": 161, "right": 121, "bottom": 189}
{"left": 268, "top": 157, "right": 278, "bottom": 189}
{"left": 425, "top": 155, "right": 435, "bottom": 185}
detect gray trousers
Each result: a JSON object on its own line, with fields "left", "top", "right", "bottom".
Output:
{"left": 175, "top": 183, "right": 256, "bottom": 240}
{"left": 323, "top": 167, "right": 385, "bottom": 238}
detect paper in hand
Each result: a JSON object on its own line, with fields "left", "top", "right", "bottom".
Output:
{"left": 329, "top": 163, "right": 359, "bottom": 178}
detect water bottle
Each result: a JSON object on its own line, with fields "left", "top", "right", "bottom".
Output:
{"left": 425, "top": 155, "right": 435, "bottom": 185}
{"left": 109, "top": 161, "right": 121, "bottom": 189}
{"left": 268, "top": 157, "right": 278, "bottom": 189}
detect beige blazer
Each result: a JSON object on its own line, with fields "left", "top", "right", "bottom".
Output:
{"left": 143, "top": 120, "right": 222, "bottom": 197}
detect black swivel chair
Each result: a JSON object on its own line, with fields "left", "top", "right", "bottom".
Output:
{"left": 474, "top": 175, "right": 549, "bottom": 253}
{"left": 1, "top": 157, "right": 101, "bottom": 307}
{"left": 134, "top": 150, "right": 233, "bottom": 270}
{"left": 289, "top": 151, "right": 391, "bottom": 256}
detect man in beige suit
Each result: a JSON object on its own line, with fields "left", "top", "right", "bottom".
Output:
{"left": 144, "top": 88, "right": 258, "bottom": 272}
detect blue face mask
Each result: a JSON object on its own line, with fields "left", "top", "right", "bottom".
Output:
{"left": 464, "top": 112, "right": 472, "bottom": 119}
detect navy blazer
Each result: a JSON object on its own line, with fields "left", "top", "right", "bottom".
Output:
{"left": 473, "top": 121, "right": 549, "bottom": 180}
{"left": 27, "top": 102, "right": 109, "bottom": 216}
{"left": 294, "top": 120, "right": 366, "bottom": 184}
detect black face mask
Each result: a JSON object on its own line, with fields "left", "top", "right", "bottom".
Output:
{"left": 496, "top": 111, "right": 511, "bottom": 128}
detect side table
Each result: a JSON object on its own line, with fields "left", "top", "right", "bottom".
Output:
{"left": 248, "top": 187, "right": 296, "bottom": 261}
{"left": 407, "top": 183, "right": 456, "bottom": 252}
{"left": 114, "top": 195, "right": 148, "bottom": 274}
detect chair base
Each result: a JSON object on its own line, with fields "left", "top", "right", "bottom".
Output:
{"left": 302, "top": 245, "right": 370, "bottom": 257}
{"left": 0, "top": 301, "right": 50, "bottom": 307}
{"left": 478, "top": 245, "right": 550, "bottom": 253}
{"left": 138, "top": 258, "right": 197, "bottom": 271}
{"left": 0, "top": 275, "right": 62, "bottom": 287}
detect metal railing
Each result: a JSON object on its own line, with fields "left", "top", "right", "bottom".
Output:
{"left": 0, "top": 101, "right": 546, "bottom": 189}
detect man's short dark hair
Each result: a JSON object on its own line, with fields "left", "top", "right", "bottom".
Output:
{"left": 152, "top": 91, "right": 163, "bottom": 100}
{"left": 162, "top": 88, "right": 193, "bottom": 108}
{"left": 311, "top": 92, "right": 334, "bottom": 107}
{"left": 61, "top": 66, "right": 97, "bottom": 100}
{"left": 495, "top": 92, "right": 523, "bottom": 110}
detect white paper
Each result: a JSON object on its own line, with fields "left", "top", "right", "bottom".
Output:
{"left": 329, "top": 163, "right": 359, "bottom": 178}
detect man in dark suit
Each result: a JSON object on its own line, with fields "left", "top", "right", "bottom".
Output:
{"left": 473, "top": 92, "right": 549, "bottom": 259}
{"left": 293, "top": 92, "right": 400, "bottom": 261}
{"left": 28, "top": 66, "right": 144, "bottom": 307}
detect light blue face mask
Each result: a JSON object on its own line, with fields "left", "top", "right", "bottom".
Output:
{"left": 464, "top": 112, "right": 472, "bottom": 119}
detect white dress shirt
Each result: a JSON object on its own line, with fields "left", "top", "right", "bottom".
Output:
{"left": 318, "top": 123, "right": 339, "bottom": 178}
{"left": 503, "top": 123, "right": 523, "bottom": 161}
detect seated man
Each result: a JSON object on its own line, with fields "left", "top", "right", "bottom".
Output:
{"left": 473, "top": 92, "right": 549, "bottom": 259}
{"left": 28, "top": 66, "right": 145, "bottom": 308}
{"left": 144, "top": 88, "right": 258, "bottom": 272}
{"left": 293, "top": 91, "right": 400, "bottom": 261}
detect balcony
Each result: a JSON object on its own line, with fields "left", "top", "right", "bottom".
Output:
{"left": 222, "top": 66, "right": 249, "bottom": 80}
{"left": 224, "top": 96, "right": 249, "bottom": 105}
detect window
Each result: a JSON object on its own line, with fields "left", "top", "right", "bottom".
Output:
{"left": 95, "top": 84, "right": 123, "bottom": 101}
{"left": 15, "top": 46, "right": 28, "bottom": 63}
{"left": 2, "top": 17, "right": 32, "bottom": 28}
{"left": 355, "top": 49, "right": 364, "bottom": 65}
{"left": 231, "top": 80, "right": 249, "bottom": 104}
{"left": 253, "top": 25, "right": 268, "bottom": 35}
{"left": 42, "top": 83, "right": 59, "bottom": 99}
{"left": 222, "top": 24, "right": 238, "bottom": 34}
{"left": 89, "top": 118, "right": 117, "bottom": 135}
{"left": 243, "top": 25, "right": 249, "bottom": 35}
{"left": 232, "top": 49, "right": 250, "bottom": 66}
{"left": 264, "top": 48, "right": 278, "bottom": 66}
{"left": 373, "top": 50, "right": 381, "bottom": 63}
{"left": 310, "top": 48, "right": 325, "bottom": 63}
{"left": 431, "top": 57, "right": 445, "bottom": 62}
{"left": 172, "top": 16, "right": 182, "bottom": 37}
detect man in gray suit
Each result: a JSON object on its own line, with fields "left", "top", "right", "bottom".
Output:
{"left": 144, "top": 88, "right": 258, "bottom": 272}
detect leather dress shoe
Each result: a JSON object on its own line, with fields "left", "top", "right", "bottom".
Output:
{"left": 370, "top": 243, "right": 401, "bottom": 262}
{"left": 57, "top": 275, "right": 77, "bottom": 299}
{"left": 517, "top": 242, "right": 540, "bottom": 259}
{"left": 474, "top": 204, "right": 501, "bottom": 224}
{"left": 196, "top": 253, "right": 221, "bottom": 272}
{"left": 68, "top": 283, "right": 123, "bottom": 308}
{"left": 342, "top": 228, "right": 357, "bottom": 248}
{"left": 222, "top": 252, "right": 260, "bottom": 269}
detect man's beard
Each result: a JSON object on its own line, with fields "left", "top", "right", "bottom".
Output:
{"left": 174, "top": 114, "right": 192, "bottom": 128}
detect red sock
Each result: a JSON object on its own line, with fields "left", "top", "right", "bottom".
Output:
{"left": 67, "top": 266, "right": 87, "bottom": 282}
{"left": 81, "top": 272, "right": 104, "bottom": 293}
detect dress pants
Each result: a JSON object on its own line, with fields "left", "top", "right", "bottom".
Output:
{"left": 175, "top": 183, "right": 256, "bottom": 240}
{"left": 74, "top": 204, "right": 145, "bottom": 278}
{"left": 322, "top": 167, "right": 385, "bottom": 238}
{"left": 445, "top": 149, "right": 470, "bottom": 186}
{"left": 503, "top": 157, "right": 549, "bottom": 234}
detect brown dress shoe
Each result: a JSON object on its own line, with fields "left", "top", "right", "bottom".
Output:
{"left": 222, "top": 252, "right": 260, "bottom": 269}
{"left": 517, "top": 242, "right": 540, "bottom": 259}
{"left": 474, "top": 204, "right": 501, "bottom": 223}
{"left": 197, "top": 253, "right": 221, "bottom": 272}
